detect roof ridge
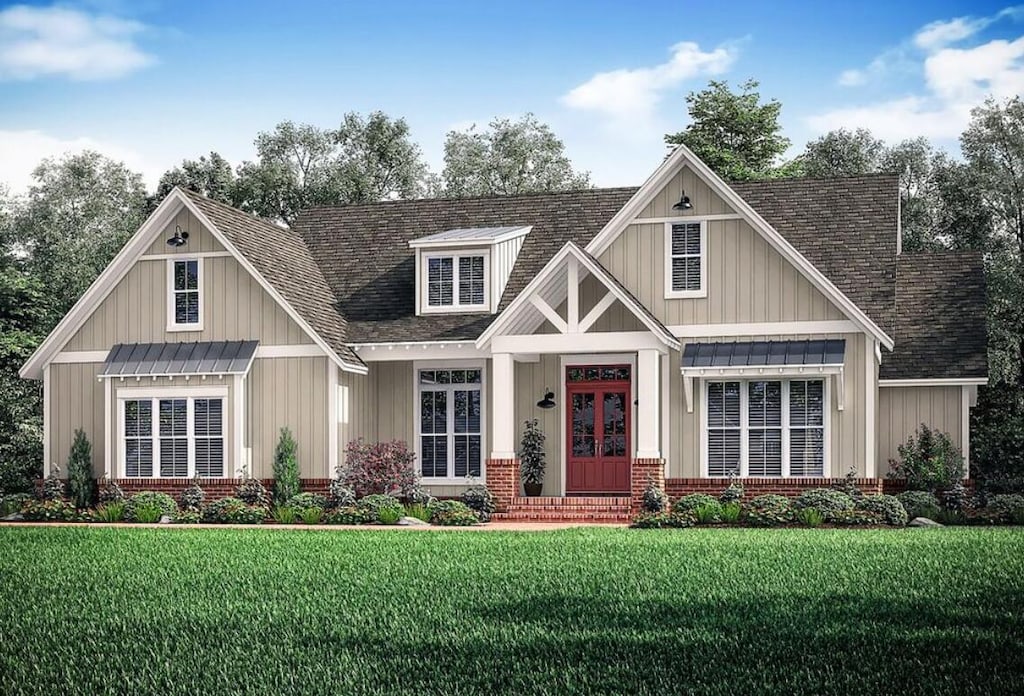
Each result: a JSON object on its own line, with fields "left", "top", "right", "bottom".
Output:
{"left": 298, "top": 186, "right": 642, "bottom": 214}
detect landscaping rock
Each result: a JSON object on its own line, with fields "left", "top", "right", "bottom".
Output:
{"left": 908, "top": 517, "right": 943, "bottom": 527}
{"left": 1, "top": 513, "right": 23, "bottom": 522}
{"left": 398, "top": 516, "right": 429, "bottom": 526}
{"left": 159, "top": 515, "right": 173, "bottom": 524}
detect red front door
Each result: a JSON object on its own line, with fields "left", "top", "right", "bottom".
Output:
{"left": 566, "top": 365, "right": 631, "bottom": 495}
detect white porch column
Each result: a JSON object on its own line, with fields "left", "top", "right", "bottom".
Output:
{"left": 491, "top": 352, "right": 516, "bottom": 459}
{"left": 636, "top": 349, "right": 661, "bottom": 459}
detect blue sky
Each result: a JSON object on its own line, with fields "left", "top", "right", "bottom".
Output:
{"left": 0, "top": 0, "right": 1021, "bottom": 193}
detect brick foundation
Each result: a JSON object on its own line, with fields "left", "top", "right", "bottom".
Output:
{"left": 486, "top": 459, "right": 519, "bottom": 512}
{"left": 112, "top": 478, "right": 334, "bottom": 500}
{"left": 663, "top": 477, "right": 974, "bottom": 500}
{"left": 631, "top": 459, "right": 666, "bottom": 513}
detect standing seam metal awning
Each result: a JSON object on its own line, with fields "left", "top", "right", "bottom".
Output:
{"left": 99, "top": 341, "right": 259, "bottom": 377}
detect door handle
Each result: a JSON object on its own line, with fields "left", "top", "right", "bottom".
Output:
{"left": 596, "top": 439, "right": 602, "bottom": 457}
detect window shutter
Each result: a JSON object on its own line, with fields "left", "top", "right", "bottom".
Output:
{"left": 458, "top": 256, "right": 485, "bottom": 305}
{"left": 707, "top": 382, "right": 741, "bottom": 476}
{"left": 789, "top": 380, "right": 825, "bottom": 476}
{"left": 670, "top": 223, "right": 702, "bottom": 292}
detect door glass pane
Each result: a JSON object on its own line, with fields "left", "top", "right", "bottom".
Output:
{"left": 602, "top": 391, "right": 628, "bottom": 457}
{"left": 571, "top": 392, "right": 595, "bottom": 457}
{"left": 454, "top": 390, "right": 481, "bottom": 433}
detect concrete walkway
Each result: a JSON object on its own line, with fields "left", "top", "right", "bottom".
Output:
{"left": 0, "top": 521, "right": 629, "bottom": 532}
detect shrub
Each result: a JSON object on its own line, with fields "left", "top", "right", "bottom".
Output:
{"left": 832, "top": 509, "right": 883, "bottom": 526}
{"left": 97, "top": 478, "right": 125, "bottom": 504}
{"left": 66, "top": 429, "right": 95, "bottom": 509}
{"left": 743, "top": 495, "right": 793, "bottom": 527}
{"left": 299, "top": 506, "right": 323, "bottom": 525}
{"left": 132, "top": 504, "right": 163, "bottom": 524}
{"left": 377, "top": 506, "right": 402, "bottom": 525}
{"left": 234, "top": 471, "right": 271, "bottom": 508}
{"left": 93, "top": 502, "right": 126, "bottom": 523}
{"left": 720, "top": 502, "right": 741, "bottom": 524}
{"left": 405, "top": 503, "right": 431, "bottom": 523}
{"left": 429, "top": 500, "right": 478, "bottom": 526}
{"left": 797, "top": 507, "right": 824, "bottom": 527}
{"left": 794, "top": 489, "right": 854, "bottom": 521}
{"left": 21, "top": 499, "right": 80, "bottom": 522}
{"left": 856, "top": 494, "right": 908, "bottom": 526}
{"left": 641, "top": 477, "right": 668, "bottom": 513}
{"left": 327, "top": 478, "right": 356, "bottom": 508}
{"left": 461, "top": 484, "right": 496, "bottom": 522}
{"left": 888, "top": 424, "right": 965, "bottom": 491}
{"left": 694, "top": 502, "right": 722, "bottom": 525}
{"left": 896, "top": 490, "right": 941, "bottom": 520}
{"left": 631, "top": 512, "right": 694, "bottom": 529}
{"left": 341, "top": 440, "right": 418, "bottom": 498}
{"left": 179, "top": 475, "right": 206, "bottom": 511}
{"left": 286, "top": 492, "right": 328, "bottom": 513}
{"left": 41, "top": 464, "right": 65, "bottom": 501}
{"left": 173, "top": 510, "right": 201, "bottom": 524}
{"left": 833, "top": 465, "right": 862, "bottom": 498}
{"left": 272, "top": 428, "right": 301, "bottom": 505}
{"left": 406, "top": 484, "right": 434, "bottom": 508}
{"left": 358, "top": 494, "right": 405, "bottom": 523}
{"left": 323, "top": 506, "right": 375, "bottom": 525}
{"left": 519, "top": 418, "right": 546, "bottom": 487}
{"left": 1, "top": 493, "right": 31, "bottom": 516}
{"left": 201, "top": 498, "right": 266, "bottom": 524}
{"left": 985, "top": 494, "right": 1024, "bottom": 523}
{"left": 271, "top": 505, "right": 297, "bottom": 524}
{"left": 720, "top": 474, "right": 744, "bottom": 505}
{"left": 125, "top": 492, "right": 177, "bottom": 522}
{"left": 941, "top": 482, "right": 974, "bottom": 514}
{"left": 674, "top": 493, "right": 719, "bottom": 514}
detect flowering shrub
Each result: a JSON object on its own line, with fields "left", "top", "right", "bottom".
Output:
{"left": 201, "top": 498, "right": 266, "bottom": 524}
{"left": 41, "top": 465, "right": 65, "bottom": 501}
{"left": 180, "top": 476, "right": 206, "bottom": 511}
{"left": 428, "top": 500, "right": 478, "bottom": 526}
{"left": 461, "top": 484, "right": 496, "bottom": 521}
{"left": 719, "top": 475, "right": 744, "bottom": 505}
{"left": 327, "top": 478, "right": 356, "bottom": 508}
{"left": 97, "top": 478, "right": 125, "bottom": 504}
{"left": 234, "top": 466, "right": 271, "bottom": 508}
{"left": 641, "top": 477, "right": 667, "bottom": 513}
{"left": 341, "top": 440, "right": 418, "bottom": 498}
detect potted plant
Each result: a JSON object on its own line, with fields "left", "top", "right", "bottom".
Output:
{"left": 519, "top": 419, "right": 546, "bottom": 497}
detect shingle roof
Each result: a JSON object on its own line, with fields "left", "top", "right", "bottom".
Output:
{"left": 182, "top": 189, "right": 363, "bottom": 367}
{"left": 881, "top": 251, "right": 987, "bottom": 380}
{"left": 682, "top": 339, "right": 846, "bottom": 368}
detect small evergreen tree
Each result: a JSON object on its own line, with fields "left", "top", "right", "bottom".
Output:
{"left": 272, "top": 428, "right": 300, "bottom": 505}
{"left": 66, "top": 429, "right": 95, "bottom": 509}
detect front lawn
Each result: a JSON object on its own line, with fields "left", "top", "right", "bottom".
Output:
{"left": 0, "top": 527, "right": 1022, "bottom": 694}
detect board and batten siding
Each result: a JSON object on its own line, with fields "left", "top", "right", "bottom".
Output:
{"left": 144, "top": 208, "right": 225, "bottom": 256}
{"left": 493, "top": 234, "right": 525, "bottom": 306}
{"left": 637, "top": 167, "right": 736, "bottom": 219}
{"left": 51, "top": 362, "right": 106, "bottom": 478}
{"left": 877, "top": 386, "right": 962, "bottom": 476}
{"left": 513, "top": 353, "right": 563, "bottom": 495}
{"left": 337, "top": 368, "right": 374, "bottom": 471}
{"left": 669, "top": 333, "right": 870, "bottom": 478}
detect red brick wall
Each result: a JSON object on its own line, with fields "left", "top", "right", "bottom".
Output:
{"left": 631, "top": 459, "right": 665, "bottom": 513}
{"left": 113, "top": 478, "right": 334, "bottom": 500}
{"left": 486, "top": 458, "right": 519, "bottom": 512}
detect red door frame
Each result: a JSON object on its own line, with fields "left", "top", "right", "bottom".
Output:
{"left": 565, "top": 365, "right": 631, "bottom": 495}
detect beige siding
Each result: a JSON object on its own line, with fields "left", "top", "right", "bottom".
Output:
{"left": 144, "top": 208, "right": 226, "bottom": 256}
{"left": 51, "top": 363, "right": 106, "bottom": 477}
{"left": 669, "top": 332, "right": 869, "bottom": 478}
{"left": 513, "top": 354, "right": 563, "bottom": 495}
{"left": 637, "top": 167, "right": 735, "bottom": 218}
{"left": 246, "top": 357, "right": 328, "bottom": 479}
{"left": 878, "top": 386, "right": 962, "bottom": 475}
{"left": 337, "top": 368, "right": 374, "bottom": 469}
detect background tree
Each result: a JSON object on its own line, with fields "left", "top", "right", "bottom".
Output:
{"left": 665, "top": 79, "right": 790, "bottom": 181}
{"left": 442, "top": 114, "right": 590, "bottom": 197}
{"left": 155, "top": 152, "right": 237, "bottom": 205}
{"left": 800, "top": 128, "right": 884, "bottom": 178}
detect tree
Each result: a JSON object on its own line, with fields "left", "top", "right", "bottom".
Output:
{"left": 442, "top": 114, "right": 590, "bottom": 197}
{"left": 801, "top": 128, "right": 884, "bottom": 178}
{"left": 66, "top": 429, "right": 94, "bottom": 509}
{"left": 334, "top": 111, "right": 431, "bottom": 202}
{"left": 272, "top": 427, "right": 300, "bottom": 504}
{"left": 665, "top": 79, "right": 790, "bottom": 181}
{"left": 155, "top": 152, "right": 236, "bottom": 205}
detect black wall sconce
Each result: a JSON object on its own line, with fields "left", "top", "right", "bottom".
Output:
{"left": 672, "top": 191, "right": 692, "bottom": 210}
{"left": 536, "top": 389, "right": 556, "bottom": 409}
{"left": 166, "top": 225, "right": 190, "bottom": 247}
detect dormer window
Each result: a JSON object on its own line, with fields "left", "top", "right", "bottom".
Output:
{"left": 426, "top": 253, "right": 486, "bottom": 309}
{"left": 167, "top": 258, "right": 203, "bottom": 331}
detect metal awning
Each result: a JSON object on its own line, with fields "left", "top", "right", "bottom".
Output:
{"left": 680, "top": 339, "right": 847, "bottom": 413}
{"left": 99, "top": 341, "right": 259, "bottom": 378}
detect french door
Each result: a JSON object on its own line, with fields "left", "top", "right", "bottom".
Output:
{"left": 566, "top": 365, "right": 631, "bottom": 495}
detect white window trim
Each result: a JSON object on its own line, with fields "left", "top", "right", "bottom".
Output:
{"left": 420, "top": 250, "right": 490, "bottom": 314}
{"left": 412, "top": 360, "right": 487, "bottom": 484}
{"left": 117, "top": 386, "right": 228, "bottom": 479}
{"left": 664, "top": 219, "right": 708, "bottom": 300}
{"left": 700, "top": 377, "right": 831, "bottom": 478}
{"left": 166, "top": 257, "right": 204, "bottom": 332}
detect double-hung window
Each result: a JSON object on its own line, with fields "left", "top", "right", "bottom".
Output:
{"left": 418, "top": 368, "right": 483, "bottom": 480}
{"left": 424, "top": 253, "right": 487, "bottom": 311}
{"left": 665, "top": 221, "right": 706, "bottom": 298}
{"left": 122, "top": 396, "right": 224, "bottom": 478}
{"left": 168, "top": 258, "right": 202, "bottom": 330}
{"left": 705, "top": 379, "right": 825, "bottom": 477}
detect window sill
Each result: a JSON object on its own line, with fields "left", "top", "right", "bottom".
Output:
{"left": 166, "top": 323, "right": 204, "bottom": 332}
{"left": 419, "top": 305, "right": 490, "bottom": 315}
{"left": 664, "top": 290, "right": 707, "bottom": 300}
{"left": 420, "top": 477, "right": 486, "bottom": 486}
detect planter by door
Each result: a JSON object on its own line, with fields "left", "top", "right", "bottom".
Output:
{"left": 566, "top": 365, "right": 631, "bottom": 495}
{"left": 523, "top": 482, "right": 543, "bottom": 497}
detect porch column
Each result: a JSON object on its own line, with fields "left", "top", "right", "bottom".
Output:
{"left": 636, "top": 349, "right": 661, "bottom": 460}
{"left": 489, "top": 352, "right": 518, "bottom": 511}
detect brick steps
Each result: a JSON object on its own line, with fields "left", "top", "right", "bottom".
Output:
{"left": 497, "top": 495, "right": 632, "bottom": 523}
{"left": 493, "top": 512, "right": 631, "bottom": 523}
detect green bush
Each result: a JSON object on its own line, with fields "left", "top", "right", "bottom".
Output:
{"left": 1, "top": 493, "right": 31, "bottom": 516}
{"left": 93, "top": 502, "right": 126, "bottom": 522}
{"left": 173, "top": 510, "right": 201, "bottom": 524}
{"left": 286, "top": 492, "right": 328, "bottom": 512}
{"left": 405, "top": 503, "right": 431, "bottom": 522}
{"left": 720, "top": 502, "right": 742, "bottom": 524}
{"left": 694, "top": 501, "right": 723, "bottom": 524}
{"left": 720, "top": 478, "right": 744, "bottom": 505}
{"left": 896, "top": 490, "right": 941, "bottom": 520}
{"left": 41, "top": 465, "right": 65, "bottom": 501}
{"left": 856, "top": 494, "right": 908, "bottom": 526}
{"left": 641, "top": 477, "right": 668, "bottom": 513}
{"left": 377, "top": 506, "right": 402, "bottom": 525}
{"left": 358, "top": 494, "right": 404, "bottom": 523}
{"left": 234, "top": 473, "right": 271, "bottom": 508}
{"left": 428, "top": 500, "right": 477, "bottom": 526}
{"left": 272, "top": 428, "right": 301, "bottom": 505}
{"left": 631, "top": 512, "right": 694, "bottom": 529}
{"left": 299, "top": 506, "right": 323, "bottom": 525}
{"left": 66, "top": 429, "right": 95, "bottom": 509}
{"left": 461, "top": 484, "right": 496, "bottom": 521}
{"left": 519, "top": 418, "right": 546, "bottom": 488}
{"left": 794, "top": 489, "right": 854, "bottom": 521}
{"left": 323, "top": 506, "right": 375, "bottom": 525}
{"left": 97, "top": 478, "right": 125, "bottom": 504}
{"left": 832, "top": 509, "right": 883, "bottom": 526}
{"left": 21, "top": 499, "right": 80, "bottom": 522}
{"left": 796, "top": 507, "right": 824, "bottom": 527}
{"left": 832, "top": 466, "right": 863, "bottom": 498}
{"left": 132, "top": 504, "right": 163, "bottom": 523}
{"left": 986, "top": 494, "right": 1024, "bottom": 523}
{"left": 201, "top": 498, "right": 266, "bottom": 524}
{"left": 888, "top": 424, "right": 965, "bottom": 491}
{"left": 125, "top": 492, "right": 177, "bottom": 521}
{"left": 327, "top": 479, "right": 356, "bottom": 508}
{"left": 742, "top": 495, "right": 793, "bottom": 527}
{"left": 271, "top": 505, "right": 298, "bottom": 524}
{"left": 179, "top": 476, "right": 206, "bottom": 511}
{"left": 673, "top": 493, "right": 719, "bottom": 513}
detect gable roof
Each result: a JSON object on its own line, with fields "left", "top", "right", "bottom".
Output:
{"left": 881, "top": 251, "right": 987, "bottom": 380}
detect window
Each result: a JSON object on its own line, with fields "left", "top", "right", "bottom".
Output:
{"left": 168, "top": 259, "right": 202, "bottom": 329}
{"left": 122, "top": 396, "right": 224, "bottom": 477}
{"left": 417, "top": 368, "right": 483, "bottom": 480}
{"left": 423, "top": 253, "right": 488, "bottom": 311}
{"left": 665, "top": 221, "right": 706, "bottom": 298}
{"left": 704, "top": 379, "right": 825, "bottom": 477}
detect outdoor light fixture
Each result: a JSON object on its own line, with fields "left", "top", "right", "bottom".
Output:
{"left": 166, "top": 225, "right": 190, "bottom": 247}
{"left": 672, "top": 191, "right": 692, "bottom": 210}
{"left": 536, "top": 390, "right": 556, "bottom": 409}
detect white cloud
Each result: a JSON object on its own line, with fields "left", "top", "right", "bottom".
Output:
{"left": 560, "top": 41, "right": 736, "bottom": 122}
{"left": 837, "top": 69, "right": 867, "bottom": 87}
{"left": 0, "top": 4, "right": 154, "bottom": 80}
{"left": 812, "top": 7, "right": 1024, "bottom": 141}
{"left": 0, "top": 129, "right": 162, "bottom": 193}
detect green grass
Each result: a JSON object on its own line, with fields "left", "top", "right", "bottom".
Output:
{"left": 1, "top": 527, "right": 1022, "bottom": 695}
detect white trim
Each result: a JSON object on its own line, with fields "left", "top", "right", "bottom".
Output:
{"left": 663, "top": 220, "right": 708, "bottom": 299}
{"left": 52, "top": 350, "right": 109, "bottom": 364}
{"left": 42, "top": 364, "right": 51, "bottom": 478}
{"left": 961, "top": 385, "right": 971, "bottom": 477}
{"left": 566, "top": 256, "right": 580, "bottom": 329}
{"left": 352, "top": 340, "right": 488, "bottom": 362}
{"left": 140, "top": 251, "right": 232, "bottom": 261}
{"left": 254, "top": 344, "right": 324, "bottom": 359}
{"left": 327, "top": 362, "right": 338, "bottom": 478}
{"left": 116, "top": 385, "right": 229, "bottom": 399}
{"left": 165, "top": 257, "right": 204, "bottom": 332}
{"left": 682, "top": 364, "right": 844, "bottom": 414}
{"left": 408, "top": 225, "right": 531, "bottom": 248}
{"left": 103, "top": 377, "right": 112, "bottom": 478}
{"left": 661, "top": 352, "right": 671, "bottom": 477}
{"left": 584, "top": 144, "right": 894, "bottom": 350}
{"left": 879, "top": 378, "right": 989, "bottom": 387}
{"left": 493, "top": 332, "right": 669, "bottom": 355}
{"left": 234, "top": 374, "right": 245, "bottom": 479}
{"left": 864, "top": 335, "right": 877, "bottom": 478}
{"left": 419, "top": 249, "right": 491, "bottom": 314}
{"left": 631, "top": 213, "right": 743, "bottom": 224}
{"left": 99, "top": 372, "right": 243, "bottom": 380}
{"left": 578, "top": 291, "right": 616, "bottom": 334}
{"left": 668, "top": 320, "right": 860, "bottom": 338}
{"left": 413, "top": 359, "right": 488, "bottom": 483}
{"left": 636, "top": 349, "right": 661, "bottom": 459}
{"left": 529, "top": 296, "right": 568, "bottom": 334}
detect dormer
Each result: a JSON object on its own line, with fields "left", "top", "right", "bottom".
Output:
{"left": 410, "top": 226, "right": 531, "bottom": 315}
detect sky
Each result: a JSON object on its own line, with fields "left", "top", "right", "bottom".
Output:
{"left": 0, "top": 0, "right": 1022, "bottom": 194}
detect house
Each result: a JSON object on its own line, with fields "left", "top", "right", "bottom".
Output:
{"left": 20, "top": 145, "right": 987, "bottom": 520}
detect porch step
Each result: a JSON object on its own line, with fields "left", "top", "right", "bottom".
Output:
{"left": 493, "top": 511, "right": 631, "bottom": 523}
{"left": 496, "top": 495, "right": 633, "bottom": 523}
